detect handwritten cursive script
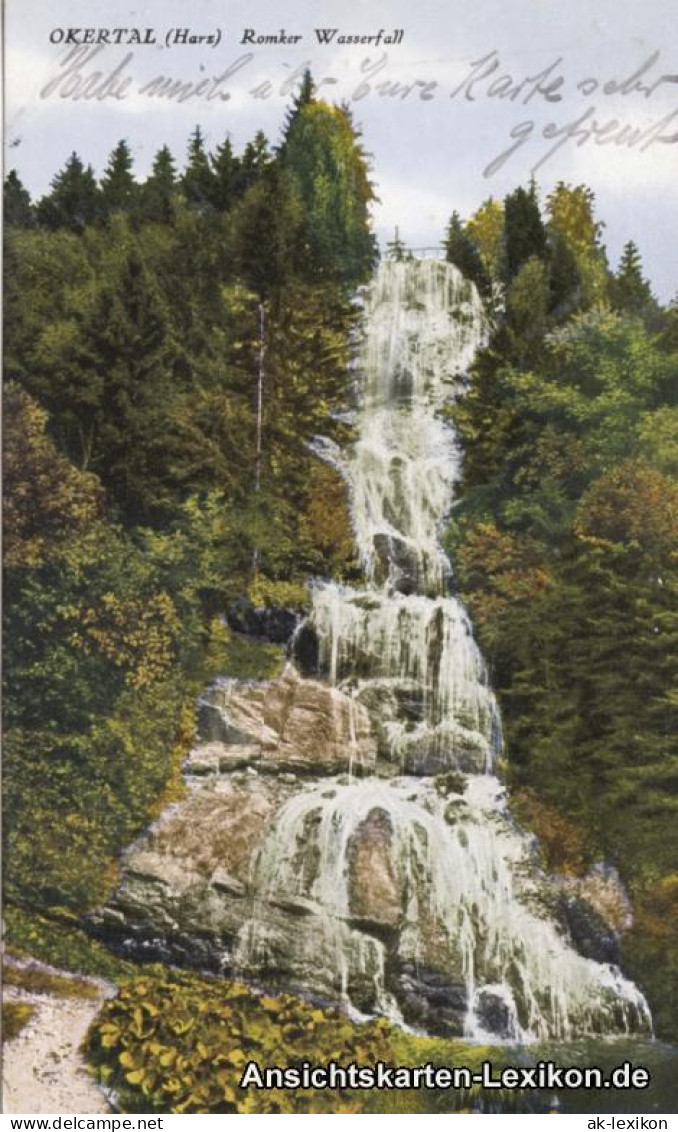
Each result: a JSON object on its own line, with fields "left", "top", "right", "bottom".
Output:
{"left": 39, "top": 44, "right": 678, "bottom": 178}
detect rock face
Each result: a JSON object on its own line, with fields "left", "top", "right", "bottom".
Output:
{"left": 555, "top": 864, "right": 633, "bottom": 966}
{"left": 347, "top": 808, "right": 400, "bottom": 931}
{"left": 197, "top": 669, "right": 376, "bottom": 774}
{"left": 93, "top": 770, "right": 474, "bottom": 1033}
{"left": 91, "top": 743, "right": 648, "bottom": 1041}
{"left": 371, "top": 533, "right": 452, "bottom": 598}
{"left": 93, "top": 775, "right": 292, "bottom": 972}
{"left": 225, "top": 599, "right": 300, "bottom": 644}
{"left": 557, "top": 894, "right": 620, "bottom": 966}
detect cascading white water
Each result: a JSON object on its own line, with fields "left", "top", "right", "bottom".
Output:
{"left": 238, "top": 775, "right": 649, "bottom": 1041}
{"left": 236, "top": 259, "right": 651, "bottom": 1041}
{"left": 307, "top": 260, "right": 502, "bottom": 770}
{"left": 352, "top": 260, "right": 482, "bottom": 590}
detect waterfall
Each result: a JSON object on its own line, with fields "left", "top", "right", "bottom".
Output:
{"left": 234, "top": 259, "right": 651, "bottom": 1042}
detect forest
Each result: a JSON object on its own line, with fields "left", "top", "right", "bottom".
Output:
{"left": 3, "top": 74, "right": 677, "bottom": 1111}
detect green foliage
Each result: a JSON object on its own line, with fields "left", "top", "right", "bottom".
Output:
{"left": 248, "top": 576, "right": 310, "bottom": 611}
{"left": 3, "top": 385, "right": 104, "bottom": 568}
{"left": 4, "top": 170, "right": 33, "bottom": 227}
{"left": 36, "top": 152, "right": 100, "bottom": 232}
{"left": 503, "top": 183, "right": 547, "bottom": 283}
{"left": 4, "top": 91, "right": 374, "bottom": 929}
{"left": 611, "top": 241, "right": 656, "bottom": 317}
{"left": 466, "top": 198, "right": 504, "bottom": 283}
{"left": 450, "top": 201, "right": 678, "bottom": 1036}
{"left": 623, "top": 875, "right": 678, "bottom": 1040}
{"left": 4, "top": 907, "right": 136, "bottom": 982}
{"left": 3, "top": 676, "right": 188, "bottom": 911}
{"left": 546, "top": 182, "right": 608, "bottom": 309}
{"left": 87, "top": 970, "right": 502, "bottom": 1114}
{"left": 5, "top": 104, "right": 370, "bottom": 536}
{"left": 444, "top": 211, "right": 489, "bottom": 295}
{"left": 87, "top": 970, "right": 394, "bottom": 1113}
{"left": 280, "top": 98, "right": 377, "bottom": 284}
{"left": 385, "top": 227, "right": 411, "bottom": 262}
{"left": 505, "top": 256, "right": 550, "bottom": 359}
{"left": 200, "top": 620, "right": 284, "bottom": 683}
{"left": 181, "top": 126, "right": 215, "bottom": 213}
{"left": 3, "top": 962, "right": 102, "bottom": 1001}
{"left": 209, "top": 137, "right": 239, "bottom": 213}
{"left": 3, "top": 1001, "right": 36, "bottom": 1042}
{"left": 100, "top": 140, "right": 137, "bottom": 218}
{"left": 139, "top": 145, "right": 178, "bottom": 225}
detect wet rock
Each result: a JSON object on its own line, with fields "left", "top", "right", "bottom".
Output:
{"left": 211, "top": 868, "right": 246, "bottom": 897}
{"left": 291, "top": 623, "right": 320, "bottom": 677}
{"left": 371, "top": 534, "right": 452, "bottom": 598}
{"left": 197, "top": 671, "right": 376, "bottom": 775}
{"left": 372, "top": 533, "right": 421, "bottom": 595}
{"left": 270, "top": 895, "right": 322, "bottom": 918}
{"left": 475, "top": 989, "right": 515, "bottom": 1040}
{"left": 347, "top": 808, "right": 401, "bottom": 930}
{"left": 444, "top": 799, "right": 468, "bottom": 824}
{"left": 394, "top": 962, "right": 467, "bottom": 1037}
{"left": 226, "top": 598, "right": 301, "bottom": 644}
{"left": 398, "top": 727, "right": 491, "bottom": 776}
{"left": 353, "top": 680, "right": 424, "bottom": 760}
{"left": 435, "top": 770, "right": 467, "bottom": 797}
{"left": 558, "top": 894, "right": 620, "bottom": 965}
{"left": 572, "top": 865, "right": 633, "bottom": 933}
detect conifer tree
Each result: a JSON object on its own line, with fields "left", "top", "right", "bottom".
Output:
{"left": 503, "top": 183, "right": 547, "bottom": 282}
{"left": 444, "top": 212, "right": 488, "bottom": 293}
{"left": 36, "top": 153, "right": 100, "bottom": 231}
{"left": 283, "top": 69, "right": 315, "bottom": 133}
{"left": 91, "top": 246, "right": 178, "bottom": 519}
{"left": 4, "top": 171, "right": 33, "bottom": 227}
{"left": 141, "top": 145, "right": 178, "bottom": 223}
{"left": 235, "top": 131, "right": 271, "bottom": 197}
{"left": 279, "top": 96, "right": 376, "bottom": 284}
{"left": 611, "top": 241, "right": 654, "bottom": 314}
{"left": 100, "top": 140, "right": 137, "bottom": 217}
{"left": 210, "top": 136, "right": 240, "bottom": 212}
{"left": 181, "top": 126, "right": 214, "bottom": 212}
{"left": 386, "top": 227, "right": 409, "bottom": 262}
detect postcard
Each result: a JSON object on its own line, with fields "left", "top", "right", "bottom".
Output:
{"left": 3, "top": 0, "right": 677, "bottom": 1119}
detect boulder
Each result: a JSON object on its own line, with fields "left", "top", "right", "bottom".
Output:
{"left": 197, "top": 670, "right": 376, "bottom": 775}
{"left": 347, "top": 808, "right": 401, "bottom": 932}
{"left": 394, "top": 961, "right": 468, "bottom": 1037}
{"left": 372, "top": 533, "right": 422, "bottom": 595}
{"left": 89, "top": 776, "right": 286, "bottom": 968}
{"left": 475, "top": 988, "right": 517, "bottom": 1040}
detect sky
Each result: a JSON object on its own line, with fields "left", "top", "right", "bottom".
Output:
{"left": 5, "top": 0, "right": 678, "bottom": 299}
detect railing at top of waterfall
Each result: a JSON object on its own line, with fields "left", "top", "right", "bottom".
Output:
{"left": 407, "top": 246, "right": 447, "bottom": 259}
{"left": 383, "top": 230, "right": 447, "bottom": 261}
{"left": 385, "top": 245, "right": 447, "bottom": 261}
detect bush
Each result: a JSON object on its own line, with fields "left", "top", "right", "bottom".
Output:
{"left": 87, "top": 970, "right": 505, "bottom": 1115}
{"left": 87, "top": 970, "right": 394, "bottom": 1114}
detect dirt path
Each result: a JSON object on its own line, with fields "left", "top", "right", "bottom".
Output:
{"left": 3, "top": 959, "right": 114, "bottom": 1114}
